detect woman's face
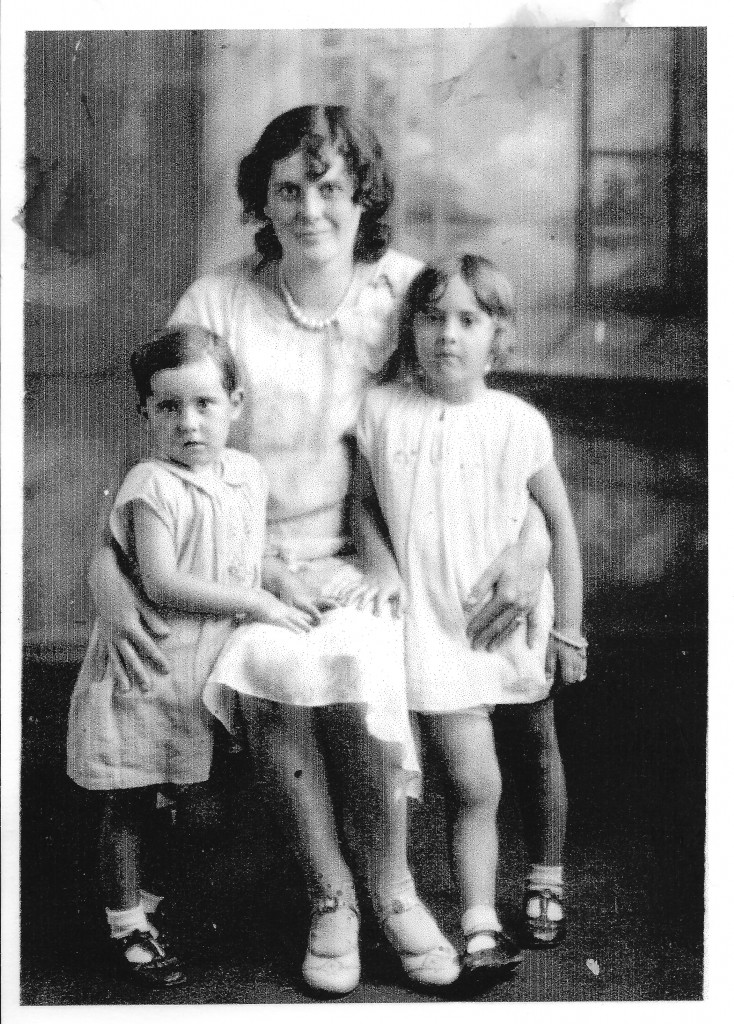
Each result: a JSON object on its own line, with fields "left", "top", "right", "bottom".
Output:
{"left": 264, "top": 148, "right": 363, "bottom": 268}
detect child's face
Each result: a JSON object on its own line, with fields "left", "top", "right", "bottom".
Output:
{"left": 264, "top": 149, "right": 363, "bottom": 268}
{"left": 145, "top": 356, "right": 243, "bottom": 473}
{"left": 413, "top": 274, "right": 501, "bottom": 402}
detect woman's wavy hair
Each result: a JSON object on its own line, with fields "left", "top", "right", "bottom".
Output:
{"left": 237, "top": 105, "right": 394, "bottom": 264}
{"left": 380, "top": 254, "right": 517, "bottom": 385}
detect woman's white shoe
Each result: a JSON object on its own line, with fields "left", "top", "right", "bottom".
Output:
{"left": 301, "top": 897, "right": 361, "bottom": 995}
{"left": 380, "top": 895, "right": 461, "bottom": 987}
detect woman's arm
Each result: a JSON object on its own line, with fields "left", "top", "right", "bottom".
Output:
{"left": 88, "top": 544, "right": 171, "bottom": 692}
{"left": 132, "top": 503, "right": 315, "bottom": 632}
{"left": 465, "top": 501, "right": 551, "bottom": 650}
{"left": 347, "top": 450, "right": 405, "bottom": 617}
{"left": 527, "top": 459, "right": 586, "bottom": 687}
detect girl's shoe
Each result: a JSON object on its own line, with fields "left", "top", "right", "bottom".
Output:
{"left": 461, "top": 929, "right": 523, "bottom": 978}
{"left": 521, "top": 889, "right": 567, "bottom": 948}
{"left": 302, "top": 896, "right": 361, "bottom": 996}
{"left": 379, "top": 895, "right": 461, "bottom": 987}
{"left": 113, "top": 929, "right": 187, "bottom": 987}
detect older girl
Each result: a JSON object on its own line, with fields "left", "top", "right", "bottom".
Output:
{"left": 356, "top": 255, "right": 586, "bottom": 981}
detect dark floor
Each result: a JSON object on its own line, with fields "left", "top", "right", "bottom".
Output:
{"left": 19, "top": 578, "right": 707, "bottom": 1005}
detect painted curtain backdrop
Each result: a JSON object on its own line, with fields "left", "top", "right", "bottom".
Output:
{"left": 23, "top": 28, "right": 705, "bottom": 654}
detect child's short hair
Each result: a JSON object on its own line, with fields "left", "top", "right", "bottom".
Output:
{"left": 381, "top": 254, "right": 517, "bottom": 384}
{"left": 237, "top": 104, "right": 394, "bottom": 264}
{"left": 130, "top": 325, "right": 240, "bottom": 407}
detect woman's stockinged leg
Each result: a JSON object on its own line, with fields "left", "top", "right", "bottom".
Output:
{"left": 243, "top": 699, "right": 355, "bottom": 901}
{"left": 323, "top": 705, "right": 460, "bottom": 986}
{"left": 243, "top": 698, "right": 360, "bottom": 993}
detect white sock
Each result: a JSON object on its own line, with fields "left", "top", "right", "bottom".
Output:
{"left": 106, "top": 902, "right": 148, "bottom": 939}
{"left": 139, "top": 890, "right": 163, "bottom": 916}
{"left": 106, "top": 903, "right": 158, "bottom": 963}
{"left": 461, "top": 905, "right": 502, "bottom": 953}
{"left": 527, "top": 864, "right": 564, "bottom": 897}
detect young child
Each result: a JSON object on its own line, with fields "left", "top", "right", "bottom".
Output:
{"left": 355, "top": 255, "right": 587, "bottom": 981}
{"left": 67, "top": 326, "right": 320, "bottom": 987}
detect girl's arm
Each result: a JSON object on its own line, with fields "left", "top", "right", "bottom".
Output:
{"left": 465, "top": 501, "right": 551, "bottom": 650}
{"left": 132, "top": 503, "right": 315, "bottom": 633}
{"left": 527, "top": 459, "right": 586, "bottom": 687}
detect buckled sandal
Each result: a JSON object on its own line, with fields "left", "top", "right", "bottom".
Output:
{"left": 113, "top": 929, "right": 187, "bottom": 987}
{"left": 380, "top": 895, "right": 461, "bottom": 988}
{"left": 302, "top": 896, "right": 361, "bottom": 996}
{"left": 461, "top": 929, "right": 523, "bottom": 979}
{"left": 521, "top": 889, "right": 567, "bottom": 948}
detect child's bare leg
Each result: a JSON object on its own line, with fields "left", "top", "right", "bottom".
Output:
{"left": 423, "top": 711, "right": 502, "bottom": 913}
{"left": 243, "top": 699, "right": 360, "bottom": 993}
{"left": 423, "top": 709, "right": 521, "bottom": 974}
{"left": 421, "top": 709, "right": 523, "bottom": 973}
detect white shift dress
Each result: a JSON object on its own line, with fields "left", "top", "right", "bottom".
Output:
{"left": 357, "top": 383, "right": 555, "bottom": 713}
{"left": 67, "top": 450, "right": 268, "bottom": 790}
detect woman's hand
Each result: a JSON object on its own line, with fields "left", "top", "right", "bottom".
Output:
{"left": 332, "top": 572, "right": 406, "bottom": 618}
{"left": 465, "top": 541, "right": 547, "bottom": 652}
{"left": 89, "top": 547, "right": 171, "bottom": 693}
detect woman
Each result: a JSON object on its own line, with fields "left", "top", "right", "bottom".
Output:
{"left": 90, "top": 105, "right": 550, "bottom": 994}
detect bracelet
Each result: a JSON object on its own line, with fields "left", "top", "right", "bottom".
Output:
{"left": 550, "top": 628, "right": 588, "bottom": 652}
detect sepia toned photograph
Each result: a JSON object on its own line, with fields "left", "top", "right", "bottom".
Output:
{"left": 8, "top": 12, "right": 708, "bottom": 1011}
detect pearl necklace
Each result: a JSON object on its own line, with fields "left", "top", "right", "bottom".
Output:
{"left": 278, "top": 267, "right": 355, "bottom": 332}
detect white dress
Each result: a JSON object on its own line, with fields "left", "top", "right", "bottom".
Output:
{"left": 357, "top": 383, "right": 555, "bottom": 713}
{"left": 170, "top": 251, "right": 423, "bottom": 774}
{"left": 67, "top": 450, "right": 268, "bottom": 790}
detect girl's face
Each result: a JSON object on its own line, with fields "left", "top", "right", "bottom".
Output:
{"left": 145, "top": 356, "right": 243, "bottom": 473}
{"left": 413, "top": 274, "right": 501, "bottom": 403}
{"left": 264, "top": 148, "right": 363, "bottom": 268}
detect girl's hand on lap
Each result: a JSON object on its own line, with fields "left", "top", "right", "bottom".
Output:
{"left": 545, "top": 632, "right": 588, "bottom": 693}
{"left": 276, "top": 573, "right": 328, "bottom": 624}
{"left": 242, "top": 590, "right": 317, "bottom": 633}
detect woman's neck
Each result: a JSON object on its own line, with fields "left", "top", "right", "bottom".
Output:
{"left": 279, "top": 255, "right": 356, "bottom": 318}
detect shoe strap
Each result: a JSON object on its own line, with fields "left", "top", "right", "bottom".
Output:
{"left": 526, "top": 889, "right": 565, "bottom": 911}
{"left": 312, "top": 895, "right": 360, "bottom": 921}
{"left": 119, "top": 929, "right": 174, "bottom": 965}
{"left": 378, "top": 892, "right": 421, "bottom": 921}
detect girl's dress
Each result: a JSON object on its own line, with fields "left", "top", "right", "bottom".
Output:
{"left": 169, "top": 250, "right": 422, "bottom": 776}
{"left": 356, "top": 382, "right": 555, "bottom": 713}
{"left": 67, "top": 449, "right": 267, "bottom": 790}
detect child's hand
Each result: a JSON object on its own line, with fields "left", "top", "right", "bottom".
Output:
{"left": 238, "top": 591, "right": 317, "bottom": 633}
{"left": 276, "top": 573, "right": 335, "bottom": 623}
{"left": 545, "top": 630, "right": 588, "bottom": 693}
